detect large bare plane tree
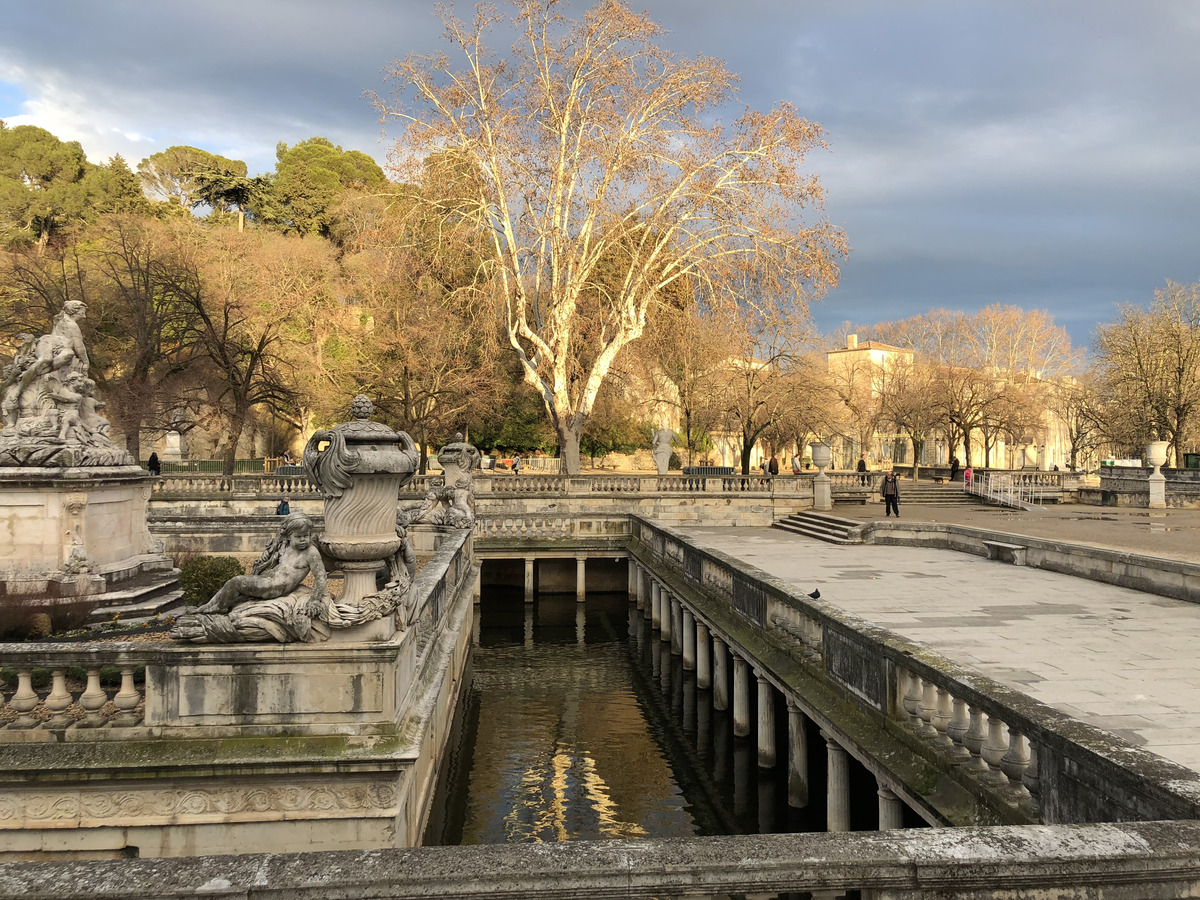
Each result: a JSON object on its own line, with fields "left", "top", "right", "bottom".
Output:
{"left": 380, "top": 0, "right": 845, "bottom": 473}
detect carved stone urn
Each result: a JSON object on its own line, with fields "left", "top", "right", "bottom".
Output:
{"left": 303, "top": 396, "right": 419, "bottom": 625}
{"left": 1146, "top": 440, "right": 1169, "bottom": 509}
{"left": 810, "top": 442, "right": 833, "bottom": 511}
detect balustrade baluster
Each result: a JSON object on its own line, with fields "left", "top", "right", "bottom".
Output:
{"left": 1023, "top": 741, "right": 1040, "bottom": 800}
{"left": 980, "top": 715, "right": 1010, "bottom": 786}
{"left": 932, "top": 686, "right": 954, "bottom": 750}
{"left": 9, "top": 670, "right": 40, "bottom": 729}
{"left": 1000, "top": 728, "right": 1033, "bottom": 805}
{"left": 917, "top": 678, "right": 938, "bottom": 738}
{"left": 946, "top": 697, "right": 972, "bottom": 762}
{"left": 77, "top": 669, "right": 109, "bottom": 728}
{"left": 113, "top": 668, "right": 141, "bottom": 726}
{"left": 45, "top": 669, "right": 74, "bottom": 730}
{"left": 903, "top": 671, "right": 922, "bottom": 729}
{"left": 962, "top": 705, "right": 990, "bottom": 774}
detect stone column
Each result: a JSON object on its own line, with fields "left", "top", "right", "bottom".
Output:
{"left": 733, "top": 654, "right": 750, "bottom": 737}
{"left": 628, "top": 558, "right": 638, "bottom": 604}
{"left": 641, "top": 568, "right": 651, "bottom": 621}
{"left": 651, "top": 580, "right": 662, "bottom": 630}
{"left": 576, "top": 602, "right": 586, "bottom": 646}
{"left": 524, "top": 557, "right": 535, "bottom": 604}
{"left": 877, "top": 783, "right": 904, "bottom": 831}
{"left": 661, "top": 590, "right": 673, "bottom": 645}
{"left": 670, "top": 596, "right": 682, "bottom": 656}
{"left": 756, "top": 671, "right": 776, "bottom": 768}
{"left": 787, "top": 700, "right": 809, "bottom": 808}
{"left": 472, "top": 609, "right": 481, "bottom": 646}
{"left": 696, "top": 622, "right": 711, "bottom": 688}
{"left": 713, "top": 637, "right": 730, "bottom": 711}
{"left": 576, "top": 556, "right": 586, "bottom": 602}
{"left": 823, "top": 730, "right": 851, "bottom": 832}
{"left": 682, "top": 608, "right": 696, "bottom": 670}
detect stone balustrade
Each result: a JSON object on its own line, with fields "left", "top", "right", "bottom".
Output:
{"left": 0, "top": 650, "right": 151, "bottom": 731}
{"left": 630, "top": 515, "right": 1200, "bottom": 825}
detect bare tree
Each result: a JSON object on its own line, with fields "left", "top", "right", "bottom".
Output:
{"left": 1094, "top": 280, "right": 1200, "bottom": 466}
{"left": 878, "top": 358, "right": 942, "bottom": 481}
{"left": 379, "top": 0, "right": 845, "bottom": 473}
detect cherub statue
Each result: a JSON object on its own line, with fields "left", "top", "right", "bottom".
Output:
{"left": 195, "top": 512, "right": 326, "bottom": 616}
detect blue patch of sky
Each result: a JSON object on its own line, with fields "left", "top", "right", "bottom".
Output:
{"left": 0, "top": 80, "right": 27, "bottom": 119}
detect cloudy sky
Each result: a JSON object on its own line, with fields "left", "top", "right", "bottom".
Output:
{"left": 2, "top": 1, "right": 1197, "bottom": 346}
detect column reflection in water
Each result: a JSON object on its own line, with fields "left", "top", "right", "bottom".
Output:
{"left": 427, "top": 586, "right": 830, "bottom": 847}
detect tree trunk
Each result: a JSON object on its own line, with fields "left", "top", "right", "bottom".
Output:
{"left": 740, "top": 436, "right": 753, "bottom": 476}
{"left": 223, "top": 408, "right": 249, "bottom": 476}
{"left": 912, "top": 437, "right": 922, "bottom": 482}
{"left": 559, "top": 424, "right": 582, "bottom": 475}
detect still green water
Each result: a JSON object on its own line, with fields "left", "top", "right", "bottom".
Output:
{"left": 424, "top": 591, "right": 829, "bottom": 845}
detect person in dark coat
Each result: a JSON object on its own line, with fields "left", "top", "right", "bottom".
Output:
{"left": 147, "top": 452, "right": 161, "bottom": 476}
{"left": 949, "top": 455, "right": 960, "bottom": 482}
{"left": 276, "top": 496, "right": 291, "bottom": 516}
{"left": 856, "top": 455, "right": 868, "bottom": 486}
{"left": 881, "top": 472, "right": 900, "bottom": 517}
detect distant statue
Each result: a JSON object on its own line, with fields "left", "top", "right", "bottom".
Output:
{"left": 409, "top": 433, "right": 481, "bottom": 528}
{"left": 172, "top": 513, "right": 331, "bottom": 643}
{"left": 0, "top": 301, "right": 132, "bottom": 467}
{"left": 652, "top": 427, "right": 676, "bottom": 475}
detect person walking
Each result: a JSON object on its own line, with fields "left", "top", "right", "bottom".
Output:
{"left": 512, "top": 454, "right": 521, "bottom": 475}
{"left": 949, "top": 455, "right": 960, "bottom": 482}
{"left": 791, "top": 452, "right": 802, "bottom": 475}
{"left": 856, "top": 454, "right": 868, "bottom": 486}
{"left": 881, "top": 472, "right": 900, "bottom": 517}
{"left": 768, "top": 454, "right": 779, "bottom": 477}
{"left": 275, "top": 496, "right": 291, "bottom": 516}
{"left": 147, "top": 451, "right": 161, "bottom": 476}
{"left": 964, "top": 466, "right": 973, "bottom": 489}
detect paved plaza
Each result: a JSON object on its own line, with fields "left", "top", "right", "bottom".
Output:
{"left": 679, "top": 503, "right": 1200, "bottom": 773}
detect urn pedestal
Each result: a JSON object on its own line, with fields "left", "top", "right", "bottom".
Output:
{"left": 1147, "top": 440, "right": 1169, "bottom": 510}
{"left": 811, "top": 442, "right": 833, "bottom": 512}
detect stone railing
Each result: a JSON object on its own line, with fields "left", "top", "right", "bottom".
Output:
{"left": 0, "top": 820, "right": 1197, "bottom": 898}
{"left": 474, "top": 515, "right": 631, "bottom": 541}
{"left": 0, "top": 528, "right": 473, "bottom": 739}
{"left": 631, "top": 516, "right": 1200, "bottom": 825}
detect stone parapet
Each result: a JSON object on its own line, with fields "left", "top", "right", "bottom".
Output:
{"left": 0, "top": 820, "right": 1197, "bottom": 898}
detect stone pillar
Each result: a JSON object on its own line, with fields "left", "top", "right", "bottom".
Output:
{"left": 576, "top": 556, "right": 586, "bottom": 602}
{"left": 576, "top": 602, "right": 586, "bottom": 646}
{"left": 756, "top": 672, "right": 776, "bottom": 768}
{"left": 877, "top": 783, "right": 904, "bottom": 831}
{"left": 651, "top": 580, "right": 662, "bottom": 630}
{"left": 524, "top": 557, "right": 535, "bottom": 604}
{"left": 823, "top": 730, "right": 850, "bottom": 832}
{"left": 682, "top": 608, "right": 696, "bottom": 670}
{"left": 670, "top": 596, "right": 682, "bottom": 656}
{"left": 787, "top": 700, "right": 809, "bottom": 808}
{"left": 733, "top": 654, "right": 750, "bottom": 737}
{"left": 696, "top": 622, "right": 711, "bottom": 689}
{"left": 628, "top": 558, "right": 638, "bottom": 604}
{"left": 713, "top": 637, "right": 730, "bottom": 711}
{"left": 661, "top": 590, "right": 673, "bottom": 645}
{"left": 640, "top": 568, "right": 651, "bottom": 621}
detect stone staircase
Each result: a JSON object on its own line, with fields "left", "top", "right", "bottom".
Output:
{"left": 85, "top": 569, "right": 184, "bottom": 626}
{"left": 772, "top": 511, "right": 864, "bottom": 544}
{"left": 893, "top": 480, "right": 976, "bottom": 505}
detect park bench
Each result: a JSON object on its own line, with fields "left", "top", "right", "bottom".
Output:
{"left": 982, "top": 539, "right": 1027, "bottom": 566}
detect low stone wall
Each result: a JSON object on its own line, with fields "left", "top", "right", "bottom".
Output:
{"left": 0, "top": 820, "right": 1197, "bottom": 898}
{"left": 864, "top": 519, "right": 1200, "bottom": 605}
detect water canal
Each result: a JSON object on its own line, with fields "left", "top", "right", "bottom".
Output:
{"left": 425, "top": 591, "right": 889, "bottom": 845}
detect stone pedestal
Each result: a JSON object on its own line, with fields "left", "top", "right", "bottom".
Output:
{"left": 0, "top": 466, "right": 166, "bottom": 596}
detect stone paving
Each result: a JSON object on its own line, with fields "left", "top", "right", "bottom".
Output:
{"left": 677, "top": 503, "right": 1200, "bottom": 773}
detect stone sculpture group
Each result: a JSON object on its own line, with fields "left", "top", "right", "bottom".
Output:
{"left": 0, "top": 301, "right": 133, "bottom": 467}
{"left": 172, "top": 399, "right": 481, "bottom": 644}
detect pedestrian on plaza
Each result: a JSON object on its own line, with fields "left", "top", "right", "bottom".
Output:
{"left": 964, "top": 466, "right": 973, "bottom": 489}
{"left": 791, "top": 452, "right": 801, "bottom": 475}
{"left": 949, "top": 455, "right": 960, "bottom": 482}
{"left": 857, "top": 454, "right": 868, "bottom": 486}
{"left": 881, "top": 472, "right": 900, "bottom": 517}
{"left": 768, "top": 454, "right": 779, "bottom": 477}
{"left": 147, "top": 452, "right": 161, "bottom": 476}
{"left": 276, "top": 496, "right": 291, "bottom": 516}
{"left": 512, "top": 454, "right": 522, "bottom": 475}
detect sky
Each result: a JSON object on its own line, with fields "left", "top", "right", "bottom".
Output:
{"left": 1, "top": 1, "right": 1197, "bottom": 347}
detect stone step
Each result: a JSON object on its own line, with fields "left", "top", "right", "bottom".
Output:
{"left": 772, "top": 512, "right": 863, "bottom": 545}
{"left": 89, "top": 590, "right": 186, "bottom": 627}
{"left": 86, "top": 569, "right": 183, "bottom": 625}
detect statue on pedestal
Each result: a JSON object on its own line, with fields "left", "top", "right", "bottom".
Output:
{"left": 0, "top": 301, "right": 133, "bottom": 467}
{"left": 408, "top": 433, "right": 481, "bottom": 528}
{"left": 652, "top": 427, "right": 675, "bottom": 475}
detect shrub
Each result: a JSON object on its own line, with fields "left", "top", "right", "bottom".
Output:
{"left": 178, "top": 557, "right": 244, "bottom": 607}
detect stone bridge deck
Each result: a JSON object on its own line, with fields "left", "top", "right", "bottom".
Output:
{"left": 680, "top": 505, "right": 1200, "bottom": 773}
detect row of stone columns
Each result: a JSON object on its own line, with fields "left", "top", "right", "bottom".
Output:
{"left": 629, "top": 558, "right": 911, "bottom": 833}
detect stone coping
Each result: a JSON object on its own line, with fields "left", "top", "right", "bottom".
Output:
{"left": 0, "top": 821, "right": 1197, "bottom": 897}
{"left": 0, "top": 466, "right": 150, "bottom": 486}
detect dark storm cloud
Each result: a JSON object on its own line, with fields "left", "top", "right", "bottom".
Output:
{"left": 2, "top": 1, "right": 1197, "bottom": 345}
